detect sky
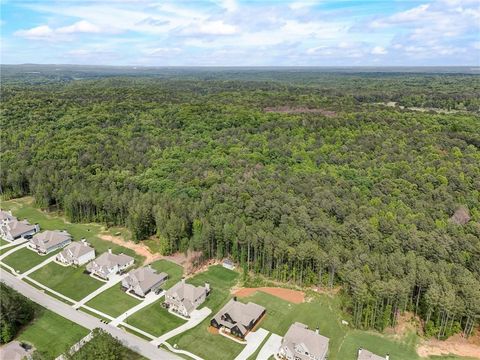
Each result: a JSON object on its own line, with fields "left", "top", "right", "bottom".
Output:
{"left": 1, "top": 0, "right": 479, "bottom": 66}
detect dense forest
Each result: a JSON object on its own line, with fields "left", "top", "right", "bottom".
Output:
{"left": 1, "top": 66, "right": 479, "bottom": 339}
{"left": 0, "top": 283, "right": 35, "bottom": 343}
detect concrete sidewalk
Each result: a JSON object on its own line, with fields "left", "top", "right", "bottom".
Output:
{"left": 151, "top": 307, "right": 212, "bottom": 346}
{"left": 0, "top": 238, "right": 28, "bottom": 251}
{"left": 234, "top": 328, "right": 269, "bottom": 360}
{"left": 255, "top": 333, "right": 282, "bottom": 360}
{"left": 0, "top": 242, "right": 28, "bottom": 261}
{"left": 19, "top": 255, "right": 56, "bottom": 279}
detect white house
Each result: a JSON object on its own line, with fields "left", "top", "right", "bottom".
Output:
{"left": 0, "top": 210, "right": 39, "bottom": 242}
{"left": 122, "top": 266, "right": 168, "bottom": 297}
{"left": 28, "top": 230, "right": 71, "bottom": 254}
{"left": 164, "top": 279, "right": 209, "bottom": 317}
{"left": 86, "top": 249, "right": 134, "bottom": 280}
{"left": 56, "top": 240, "right": 95, "bottom": 266}
{"left": 357, "top": 348, "right": 389, "bottom": 360}
{"left": 278, "top": 322, "right": 329, "bottom": 360}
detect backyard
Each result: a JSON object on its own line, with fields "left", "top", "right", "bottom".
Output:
{"left": 86, "top": 285, "right": 141, "bottom": 317}
{"left": 28, "top": 262, "right": 104, "bottom": 301}
{"left": 150, "top": 259, "right": 183, "bottom": 289}
{"left": 17, "top": 307, "right": 89, "bottom": 358}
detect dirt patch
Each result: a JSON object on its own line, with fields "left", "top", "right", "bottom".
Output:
{"left": 99, "top": 234, "right": 162, "bottom": 264}
{"left": 264, "top": 106, "right": 336, "bottom": 117}
{"left": 385, "top": 312, "right": 419, "bottom": 338}
{"left": 233, "top": 287, "right": 305, "bottom": 304}
{"left": 162, "top": 249, "right": 204, "bottom": 275}
{"left": 207, "top": 326, "right": 219, "bottom": 334}
{"left": 417, "top": 332, "right": 480, "bottom": 359}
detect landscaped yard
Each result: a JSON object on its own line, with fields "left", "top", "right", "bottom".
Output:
{"left": 150, "top": 259, "right": 183, "bottom": 289}
{"left": 0, "top": 238, "right": 9, "bottom": 247}
{"left": 17, "top": 307, "right": 89, "bottom": 358}
{"left": 1, "top": 247, "right": 60, "bottom": 274}
{"left": 1, "top": 197, "right": 143, "bottom": 264}
{"left": 86, "top": 285, "right": 141, "bottom": 317}
{"left": 169, "top": 265, "right": 244, "bottom": 360}
{"left": 29, "top": 262, "right": 104, "bottom": 301}
{"left": 125, "top": 301, "right": 186, "bottom": 337}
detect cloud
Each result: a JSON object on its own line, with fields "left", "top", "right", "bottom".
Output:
{"left": 371, "top": 46, "right": 387, "bottom": 55}
{"left": 15, "top": 20, "right": 104, "bottom": 40}
{"left": 183, "top": 20, "right": 237, "bottom": 35}
{"left": 143, "top": 47, "right": 182, "bottom": 56}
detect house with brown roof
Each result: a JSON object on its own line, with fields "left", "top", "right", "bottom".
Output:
{"left": 278, "top": 322, "right": 329, "bottom": 360}
{"left": 122, "top": 266, "right": 168, "bottom": 297}
{"left": 357, "top": 348, "right": 389, "bottom": 360}
{"left": 164, "top": 279, "right": 209, "bottom": 317}
{"left": 86, "top": 249, "right": 134, "bottom": 280}
{"left": 28, "top": 230, "right": 71, "bottom": 254}
{"left": 56, "top": 240, "right": 95, "bottom": 266}
{"left": 210, "top": 298, "right": 266, "bottom": 339}
{"left": 0, "top": 210, "right": 39, "bottom": 242}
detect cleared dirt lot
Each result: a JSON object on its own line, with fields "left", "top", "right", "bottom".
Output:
{"left": 233, "top": 287, "right": 305, "bottom": 304}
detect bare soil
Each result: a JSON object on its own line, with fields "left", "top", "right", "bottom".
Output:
{"left": 264, "top": 106, "right": 336, "bottom": 117}
{"left": 207, "top": 326, "right": 219, "bottom": 334}
{"left": 385, "top": 312, "right": 419, "bottom": 339}
{"left": 162, "top": 249, "right": 204, "bottom": 274}
{"left": 233, "top": 287, "right": 305, "bottom": 304}
{"left": 99, "top": 234, "right": 162, "bottom": 264}
{"left": 417, "top": 331, "right": 480, "bottom": 359}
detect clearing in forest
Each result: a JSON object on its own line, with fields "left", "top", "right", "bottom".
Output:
{"left": 233, "top": 287, "right": 305, "bottom": 304}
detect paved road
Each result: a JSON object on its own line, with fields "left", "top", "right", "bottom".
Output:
{"left": 234, "top": 328, "right": 269, "bottom": 360}
{"left": 255, "top": 333, "right": 282, "bottom": 360}
{"left": 1, "top": 270, "right": 180, "bottom": 360}
{"left": 151, "top": 307, "right": 212, "bottom": 346}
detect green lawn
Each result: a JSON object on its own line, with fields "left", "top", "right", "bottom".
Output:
{"left": 169, "top": 265, "right": 244, "bottom": 360}
{"left": 149, "top": 259, "right": 183, "bottom": 289}
{"left": 29, "top": 262, "right": 103, "bottom": 301}
{"left": 125, "top": 301, "right": 186, "bottom": 337}
{"left": 2, "top": 247, "right": 60, "bottom": 274}
{"left": 86, "top": 285, "right": 141, "bottom": 317}
{"left": 0, "top": 238, "right": 9, "bottom": 246}
{"left": 1, "top": 197, "right": 144, "bottom": 264}
{"left": 17, "top": 307, "right": 89, "bottom": 358}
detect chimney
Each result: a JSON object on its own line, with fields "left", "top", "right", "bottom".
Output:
{"left": 108, "top": 248, "right": 112, "bottom": 254}
{"left": 385, "top": 354, "right": 389, "bottom": 360}
{"left": 181, "top": 278, "right": 185, "bottom": 284}
{"left": 205, "top": 282, "right": 210, "bottom": 292}
{"left": 358, "top": 349, "right": 363, "bottom": 357}
{"left": 315, "top": 327, "right": 319, "bottom": 335}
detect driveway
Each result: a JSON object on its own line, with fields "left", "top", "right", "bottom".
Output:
{"left": 151, "top": 307, "right": 212, "bottom": 346}
{"left": 255, "top": 333, "right": 282, "bottom": 360}
{"left": 1, "top": 270, "right": 181, "bottom": 360}
{"left": 0, "top": 238, "right": 28, "bottom": 251}
{"left": 234, "top": 328, "right": 269, "bottom": 360}
{"left": 0, "top": 242, "right": 28, "bottom": 261}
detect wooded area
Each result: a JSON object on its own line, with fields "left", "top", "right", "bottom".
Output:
{"left": 1, "top": 66, "right": 479, "bottom": 339}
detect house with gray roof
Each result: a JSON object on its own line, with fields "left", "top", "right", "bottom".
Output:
{"left": 211, "top": 298, "right": 266, "bottom": 339}
{"left": 278, "top": 322, "right": 329, "bottom": 360}
{"left": 0, "top": 210, "right": 39, "bottom": 242}
{"left": 86, "top": 249, "right": 134, "bottom": 280}
{"left": 0, "top": 341, "right": 34, "bottom": 360}
{"left": 56, "top": 240, "right": 95, "bottom": 266}
{"left": 122, "top": 266, "right": 168, "bottom": 297}
{"left": 28, "top": 230, "right": 71, "bottom": 254}
{"left": 165, "top": 279, "right": 209, "bottom": 317}
{"left": 357, "top": 348, "right": 389, "bottom": 360}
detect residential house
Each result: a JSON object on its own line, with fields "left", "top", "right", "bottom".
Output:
{"left": 122, "top": 266, "right": 168, "bottom": 297}
{"left": 0, "top": 341, "right": 33, "bottom": 360}
{"left": 222, "top": 259, "right": 235, "bottom": 270}
{"left": 278, "top": 322, "right": 329, "bottom": 360}
{"left": 357, "top": 349, "right": 389, "bottom": 360}
{"left": 164, "top": 279, "right": 209, "bottom": 317}
{"left": 56, "top": 240, "right": 95, "bottom": 266}
{"left": 211, "top": 298, "right": 266, "bottom": 339}
{"left": 86, "top": 249, "right": 134, "bottom": 280}
{"left": 28, "top": 230, "right": 71, "bottom": 254}
{"left": 0, "top": 210, "right": 39, "bottom": 242}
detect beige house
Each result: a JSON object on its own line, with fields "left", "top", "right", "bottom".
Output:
{"left": 28, "top": 230, "right": 71, "bottom": 254}
{"left": 56, "top": 240, "right": 95, "bottom": 266}
{"left": 357, "top": 349, "right": 389, "bottom": 360}
{"left": 86, "top": 249, "right": 134, "bottom": 280}
{"left": 0, "top": 210, "right": 39, "bottom": 242}
{"left": 164, "top": 279, "right": 209, "bottom": 317}
{"left": 278, "top": 322, "right": 329, "bottom": 360}
{"left": 122, "top": 266, "right": 168, "bottom": 297}
{"left": 210, "top": 298, "right": 265, "bottom": 339}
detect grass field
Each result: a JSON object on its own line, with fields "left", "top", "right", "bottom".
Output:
{"left": 17, "top": 307, "right": 89, "bottom": 358}
{"left": 86, "top": 285, "right": 141, "bottom": 317}
{"left": 150, "top": 259, "right": 183, "bottom": 289}
{"left": 1, "top": 197, "right": 144, "bottom": 264}
{"left": 29, "top": 262, "right": 104, "bottom": 301}
{"left": 1, "top": 247, "right": 60, "bottom": 273}
{"left": 125, "top": 301, "right": 186, "bottom": 337}
{"left": 0, "top": 238, "right": 9, "bottom": 247}
{"left": 169, "top": 265, "right": 244, "bottom": 360}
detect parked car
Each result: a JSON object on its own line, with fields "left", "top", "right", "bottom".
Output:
{"left": 24, "top": 234, "right": 33, "bottom": 239}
